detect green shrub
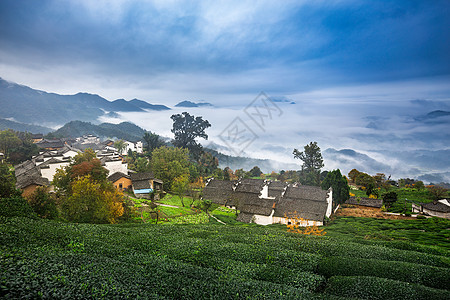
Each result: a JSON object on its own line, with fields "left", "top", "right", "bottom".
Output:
{"left": 318, "top": 256, "right": 450, "bottom": 290}
{"left": 324, "top": 276, "right": 450, "bottom": 300}
{"left": 416, "top": 215, "right": 426, "bottom": 219}
{"left": 27, "top": 187, "right": 58, "bottom": 219}
{"left": 0, "top": 196, "right": 36, "bottom": 218}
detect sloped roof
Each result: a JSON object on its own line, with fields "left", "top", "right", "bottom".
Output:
{"left": 268, "top": 181, "right": 287, "bottom": 198}
{"left": 203, "top": 179, "right": 235, "bottom": 205}
{"left": 108, "top": 172, "right": 130, "bottom": 183}
{"left": 239, "top": 197, "right": 275, "bottom": 216}
{"left": 38, "top": 157, "right": 69, "bottom": 168}
{"left": 274, "top": 197, "right": 328, "bottom": 222}
{"left": 16, "top": 174, "right": 49, "bottom": 189}
{"left": 130, "top": 172, "right": 154, "bottom": 181}
{"left": 133, "top": 180, "right": 151, "bottom": 190}
{"left": 422, "top": 201, "right": 450, "bottom": 213}
{"left": 14, "top": 160, "right": 37, "bottom": 177}
{"left": 234, "top": 178, "right": 265, "bottom": 194}
{"left": 36, "top": 139, "right": 65, "bottom": 149}
{"left": 283, "top": 185, "right": 329, "bottom": 202}
{"left": 346, "top": 196, "right": 383, "bottom": 208}
{"left": 273, "top": 185, "right": 330, "bottom": 222}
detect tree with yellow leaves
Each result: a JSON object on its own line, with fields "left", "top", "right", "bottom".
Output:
{"left": 284, "top": 211, "right": 326, "bottom": 236}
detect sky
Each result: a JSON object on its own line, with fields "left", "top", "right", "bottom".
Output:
{"left": 1, "top": 0, "right": 450, "bottom": 180}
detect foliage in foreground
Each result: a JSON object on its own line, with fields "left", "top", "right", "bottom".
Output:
{"left": 1, "top": 216, "right": 449, "bottom": 299}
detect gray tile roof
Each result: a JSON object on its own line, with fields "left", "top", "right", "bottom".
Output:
{"left": 203, "top": 179, "right": 235, "bottom": 205}
{"left": 130, "top": 172, "right": 155, "bottom": 182}
{"left": 422, "top": 201, "right": 450, "bottom": 213}
{"left": 108, "top": 172, "right": 130, "bottom": 183}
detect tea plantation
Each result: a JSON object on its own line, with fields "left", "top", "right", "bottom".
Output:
{"left": 1, "top": 217, "right": 449, "bottom": 299}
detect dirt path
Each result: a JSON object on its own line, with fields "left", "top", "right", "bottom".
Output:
{"left": 336, "top": 207, "right": 416, "bottom": 220}
{"left": 156, "top": 203, "right": 179, "bottom": 208}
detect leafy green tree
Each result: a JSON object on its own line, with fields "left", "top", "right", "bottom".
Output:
{"left": 0, "top": 162, "right": 19, "bottom": 198}
{"left": 61, "top": 175, "right": 124, "bottom": 223}
{"left": 143, "top": 132, "right": 164, "bottom": 154}
{"left": 348, "top": 169, "right": 361, "bottom": 183}
{"left": 249, "top": 166, "right": 263, "bottom": 177}
{"left": 151, "top": 146, "right": 190, "bottom": 191}
{"left": 0, "top": 129, "right": 21, "bottom": 160}
{"left": 414, "top": 181, "right": 425, "bottom": 190}
{"left": 355, "top": 172, "right": 377, "bottom": 196}
{"left": 171, "top": 112, "right": 211, "bottom": 159}
{"left": 27, "top": 187, "right": 58, "bottom": 219}
{"left": 321, "top": 169, "right": 350, "bottom": 206}
{"left": 114, "top": 140, "right": 127, "bottom": 155}
{"left": 8, "top": 131, "right": 39, "bottom": 165}
{"left": 382, "top": 191, "right": 398, "bottom": 209}
{"left": 428, "top": 185, "right": 448, "bottom": 201}
{"left": 293, "top": 142, "right": 324, "bottom": 186}
{"left": 172, "top": 174, "right": 190, "bottom": 207}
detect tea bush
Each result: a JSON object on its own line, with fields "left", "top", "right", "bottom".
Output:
{"left": 324, "top": 276, "right": 450, "bottom": 300}
{"left": 318, "top": 256, "right": 450, "bottom": 290}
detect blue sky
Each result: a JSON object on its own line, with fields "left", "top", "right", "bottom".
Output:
{"left": 1, "top": 0, "right": 449, "bottom": 103}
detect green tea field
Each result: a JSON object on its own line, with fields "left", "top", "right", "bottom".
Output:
{"left": 1, "top": 216, "right": 449, "bottom": 299}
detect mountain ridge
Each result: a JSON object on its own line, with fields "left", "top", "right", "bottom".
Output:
{"left": 0, "top": 77, "right": 170, "bottom": 126}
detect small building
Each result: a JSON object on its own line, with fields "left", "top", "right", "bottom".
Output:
{"left": 108, "top": 172, "right": 132, "bottom": 192}
{"left": 31, "top": 133, "right": 44, "bottom": 143}
{"left": 203, "top": 178, "right": 333, "bottom": 226}
{"left": 130, "top": 172, "right": 163, "bottom": 199}
{"left": 203, "top": 179, "right": 236, "bottom": 205}
{"left": 345, "top": 196, "right": 383, "bottom": 209}
{"left": 412, "top": 199, "right": 450, "bottom": 219}
{"left": 35, "top": 139, "right": 65, "bottom": 150}
{"left": 16, "top": 174, "right": 49, "bottom": 198}
{"left": 273, "top": 186, "right": 333, "bottom": 226}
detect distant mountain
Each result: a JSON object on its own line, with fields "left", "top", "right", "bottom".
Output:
{"left": 0, "top": 118, "right": 53, "bottom": 134}
{"left": 129, "top": 99, "right": 170, "bottom": 111}
{"left": 415, "top": 110, "right": 450, "bottom": 123}
{"left": 175, "top": 100, "right": 213, "bottom": 108}
{"left": 50, "top": 120, "right": 147, "bottom": 142}
{"left": 0, "top": 77, "right": 170, "bottom": 126}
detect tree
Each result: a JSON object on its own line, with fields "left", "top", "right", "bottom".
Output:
{"left": 114, "top": 140, "right": 127, "bottom": 155}
{"left": 355, "top": 172, "right": 377, "bottom": 196}
{"left": 414, "top": 181, "right": 425, "bottom": 190}
{"left": 171, "top": 112, "right": 211, "bottom": 159}
{"left": 0, "top": 162, "right": 19, "bottom": 198}
{"left": 293, "top": 142, "right": 324, "bottom": 186}
{"left": 172, "top": 174, "right": 190, "bottom": 207}
{"left": 27, "top": 187, "right": 58, "bottom": 219}
{"left": 53, "top": 149, "right": 124, "bottom": 224}
{"left": 428, "top": 185, "right": 448, "bottom": 201}
{"left": 0, "top": 130, "right": 21, "bottom": 160}
{"left": 321, "top": 169, "right": 350, "bottom": 207}
{"left": 382, "top": 191, "right": 398, "bottom": 209}
{"left": 249, "top": 166, "right": 263, "bottom": 178}
{"left": 150, "top": 146, "right": 190, "bottom": 191}
{"left": 348, "top": 169, "right": 361, "bottom": 183}
{"left": 143, "top": 132, "right": 164, "bottom": 154}
{"left": 61, "top": 175, "right": 124, "bottom": 223}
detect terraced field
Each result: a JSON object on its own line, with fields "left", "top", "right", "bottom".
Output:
{"left": 1, "top": 217, "right": 449, "bottom": 299}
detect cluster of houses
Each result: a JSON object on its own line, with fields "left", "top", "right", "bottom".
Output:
{"left": 15, "top": 135, "right": 162, "bottom": 199}
{"left": 203, "top": 178, "right": 333, "bottom": 226}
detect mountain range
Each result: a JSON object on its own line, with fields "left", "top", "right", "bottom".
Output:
{"left": 0, "top": 77, "right": 170, "bottom": 126}
{"left": 175, "top": 100, "right": 213, "bottom": 108}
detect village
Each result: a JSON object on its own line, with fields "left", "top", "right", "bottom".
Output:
{"left": 9, "top": 132, "right": 450, "bottom": 227}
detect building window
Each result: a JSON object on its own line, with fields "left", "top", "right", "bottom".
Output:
{"left": 119, "top": 183, "right": 123, "bottom": 189}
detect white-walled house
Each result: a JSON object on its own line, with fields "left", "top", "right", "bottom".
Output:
{"left": 412, "top": 199, "right": 450, "bottom": 219}
{"left": 203, "top": 178, "right": 333, "bottom": 226}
